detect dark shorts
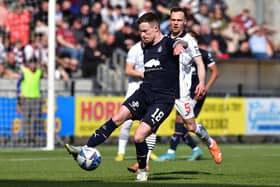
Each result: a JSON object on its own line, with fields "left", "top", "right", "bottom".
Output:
{"left": 194, "top": 95, "right": 206, "bottom": 117}
{"left": 123, "top": 87, "right": 174, "bottom": 133}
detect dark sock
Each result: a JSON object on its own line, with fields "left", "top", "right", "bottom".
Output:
{"left": 183, "top": 132, "right": 197, "bottom": 149}
{"left": 87, "top": 118, "right": 117, "bottom": 147}
{"left": 170, "top": 122, "right": 186, "bottom": 150}
{"left": 170, "top": 134, "right": 180, "bottom": 150}
{"left": 135, "top": 141, "right": 148, "bottom": 170}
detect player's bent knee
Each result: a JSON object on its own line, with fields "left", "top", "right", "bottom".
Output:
{"left": 134, "top": 135, "right": 145, "bottom": 143}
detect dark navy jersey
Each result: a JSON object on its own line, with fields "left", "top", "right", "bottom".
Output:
{"left": 141, "top": 36, "right": 179, "bottom": 98}
{"left": 190, "top": 48, "right": 215, "bottom": 99}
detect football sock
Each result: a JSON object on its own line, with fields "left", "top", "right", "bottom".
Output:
{"left": 195, "top": 123, "right": 212, "bottom": 147}
{"left": 117, "top": 120, "right": 133, "bottom": 154}
{"left": 146, "top": 150, "right": 152, "bottom": 164}
{"left": 118, "top": 139, "right": 127, "bottom": 154}
{"left": 145, "top": 133, "right": 156, "bottom": 164}
{"left": 167, "top": 149, "right": 176, "bottom": 154}
{"left": 87, "top": 118, "right": 117, "bottom": 147}
{"left": 170, "top": 122, "right": 186, "bottom": 150}
{"left": 170, "top": 134, "right": 180, "bottom": 151}
{"left": 135, "top": 141, "right": 148, "bottom": 170}
{"left": 145, "top": 133, "right": 157, "bottom": 151}
{"left": 183, "top": 132, "right": 197, "bottom": 149}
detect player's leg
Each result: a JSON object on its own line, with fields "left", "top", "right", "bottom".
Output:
{"left": 134, "top": 102, "right": 174, "bottom": 181}
{"left": 182, "top": 131, "right": 203, "bottom": 161}
{"left": 115, "top": 82, "right": 140, "bottom": 161}
{"left": 127, "top": 133, "right": 157, "bottom": 172}
{"left": 185, "top": 118, "right": 222, "bottom": 164}
{"left": 184, "top": 96, "right": 206, "bottom": 160}
{"left": 156, "top": 114, "right": 185, "bottom": 161}
{"left": 115, "top": 119, "right": 133, "bottom": 161}
{"left": 134, "top": 122, "right": 151, "bottom": 181}
{"left": 65, "top": 105, "right": 132, "bottom": 159}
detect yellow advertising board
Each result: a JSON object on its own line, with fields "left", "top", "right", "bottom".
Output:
{"left": 75, "top": 96, "right": 176, "bottom": 137}
{"left": 75, "top": 96, "right": 246, "bottom": 137}
{"left": 196, "top": 97, "right": 246, "bottom": 135}
{"left": 75, "top": 96, "right": 123, "bottom": 136}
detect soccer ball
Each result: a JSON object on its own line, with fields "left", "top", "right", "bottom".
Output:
{"left": 76, "top": 147, "right": 102, "bottom": 171}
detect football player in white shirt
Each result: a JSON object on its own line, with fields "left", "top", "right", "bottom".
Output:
{"left": 167, "top": 7, "right": 222, "bottom": 164}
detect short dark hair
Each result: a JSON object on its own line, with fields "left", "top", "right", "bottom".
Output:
{"left": 137, "top": 12, "right": 159, "bottom": 26}
{"left": 170, "top": 7, "right": 187, "bottom": 20}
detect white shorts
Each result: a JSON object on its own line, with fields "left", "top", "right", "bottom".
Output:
{"left": 125, "top": 81, "right": 142, "bottom": 99}
{"left": 175, "top": 97, "right": 197, "bottom": 120}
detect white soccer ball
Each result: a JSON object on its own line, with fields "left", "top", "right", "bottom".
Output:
{"left": 76, "top": 147, "right": 102, "bottom": 171}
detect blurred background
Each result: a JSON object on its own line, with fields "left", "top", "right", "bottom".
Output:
{"left": 0, "top": 0, "right": 279, "bottom": 149}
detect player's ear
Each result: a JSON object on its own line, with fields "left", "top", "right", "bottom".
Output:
{"left": 154, "top": 24, "right": 160, "bottom": 32}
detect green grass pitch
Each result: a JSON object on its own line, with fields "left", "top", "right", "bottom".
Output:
{"left": 0, "top": 144, "right": 279, "bottom": 187}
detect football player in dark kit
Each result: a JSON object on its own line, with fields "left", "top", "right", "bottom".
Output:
{"left": 65, "top": 12, "right": 205, "bottom": 181}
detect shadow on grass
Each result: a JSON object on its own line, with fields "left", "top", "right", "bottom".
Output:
{"left": 0, "top": 180, "right": 276, "bottom": 187}
{"left": 150, "top": 170, "right": 211, "bottom": 181}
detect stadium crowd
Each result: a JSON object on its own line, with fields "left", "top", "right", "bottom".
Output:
{"left": 0, "top": 0, "right": 279, "bottom": 81}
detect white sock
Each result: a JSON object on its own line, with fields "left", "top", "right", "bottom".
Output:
{"left": 193, "top": 146, "right": 199, "bottom": 151}
{"left": 167, "top": 149, "right": 176, "bottom": 154}
{"left": 118, "top": 139, "right": 128, "bottom": 154}
{"left": 146, "top": 150, "right": 152, "bottom": 164}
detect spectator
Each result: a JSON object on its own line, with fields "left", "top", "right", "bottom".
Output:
{"left": 3, "top": 52, "right": 20, "bottom": 78}
{"left": 0, "top": 35, "right": 6, "bottom": 64}
{"left": 200, "top": 24, "right": 212, "bottom": 45}
{"left": 71, "top": 18, "right": 86, "bottom": 46}
{"left": 97, "top": 22, "right": 110, "bottom": 44}
{"left": 210, "top": 25, "right": 229, "bottom": 59}
{"left": 138, "top": 0, "right": 154, "bottom": 17}
{"left": 76, "top": 4, "right": 93, "bottom": 37}
{"left": 152, "top": 0, "right": 171, "bottom": 21}
{"left": 110, "top": 5, "right": 125, "bottom": 33}
{"left": 56, "top": 19, "right": 83, "bottom": 66}
{"left": 24, "top": 34, "right": 48, "bottom": 71}
{"left": 12, "top": 40, "right": 25, "bottom": 65}
{"left": 0, "top": 62, "right": 4, "bottom": 77}
{"left": 123, "top": 3, "right": 139, "bottom": 30}
{"left": 5, "top": 2, "right": 31, "bottom": 46}
{"left": 89, "top": 1, "right": 103, "bottom": 30}
{"left": 0, "top": 0, "right": 8, "bottom": 32}
{"left": 232, "top": 41, "right": 251, "bottom": 58}
{"left": 233, "top": 8, "right": 256, "bottom": 34}
{"left": 101, "top": 4, "right": 115, "bottom": 33}
{"left": 221, "top": 21, "right": 247, "bottom": 56}
{"left": 248, "top": 25, "right": 275, "bottom": 60}
{"left": 61, "top": 0, "right": 74, "bottom": 24}
{"left": 115, "top": 23, "right": 139, "bottom": 52}
{"left": 81, "top": 35, "right": 105, "bottom": 87}
{"left": 33, "top": 0, "right": 49, "bottom": 36}
{"left": 200, "top": 0, "right": 228, "bottom": 15}
{"left": 209, "top": 6, "right": 228, "bottom": 32}
{"left": 55, "top": 2, "right": 63, "bottom": 23}
{"left": 179, "top": 0, "right": 199, "bottom": 14}
{"left": 194, "top": 3, "right": 210, "bottom": 26}
{"left": 55, "top": 55, "right": 78, "bottom": 81}
{"left": 99, "top": 33, "right": 116, "bottom": 68}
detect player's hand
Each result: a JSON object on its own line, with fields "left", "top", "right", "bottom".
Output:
{"left": 194, "top": 82, "right": 205, "bottom": 98}
{"left": 173, "top": 43, "right": 185, "bottom": 56}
